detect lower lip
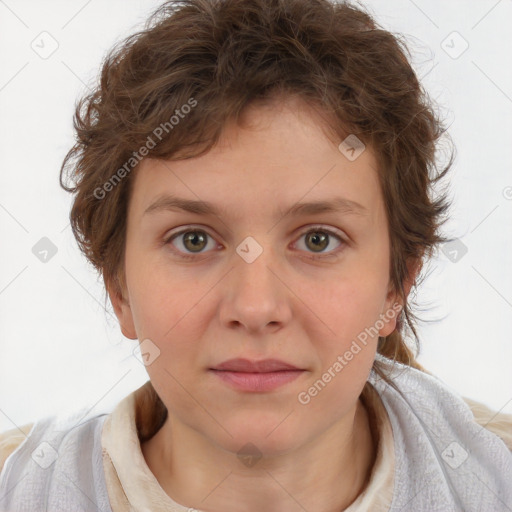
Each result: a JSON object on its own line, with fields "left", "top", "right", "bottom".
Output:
{"left": 209, "top": 370, "right": 304, "bottom": 392}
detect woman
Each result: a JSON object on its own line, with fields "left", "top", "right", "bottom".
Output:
{"left": 1, "top": 0, "right": 511, "bottom": 510}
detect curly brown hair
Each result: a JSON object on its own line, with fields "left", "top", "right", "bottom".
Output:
{"left": 59, "top": 0, "right": 455, "bottom": 428}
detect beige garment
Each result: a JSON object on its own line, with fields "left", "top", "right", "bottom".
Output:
{"left": 1, "top": 381, "right": 511, "bottom": 511}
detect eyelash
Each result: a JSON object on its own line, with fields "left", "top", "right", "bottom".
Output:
{"left": 163, "top": 225, "right": 347, "bottom": 261}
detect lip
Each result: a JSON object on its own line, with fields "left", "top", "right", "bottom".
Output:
{"left": 211, "top": 358, "right": 302, "bottom": 372}
{"left": 209, "top": 358, "right": 305, "bottom": 392}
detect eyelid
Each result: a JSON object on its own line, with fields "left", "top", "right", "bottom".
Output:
{"left": 292, "top": 225, "right": 346, "bottom": 258}
{"left": 163, "top": 225, "right": 219, "bottom": 260}
{"left": 296, "top": 224, "right": 346, "bottom": 242}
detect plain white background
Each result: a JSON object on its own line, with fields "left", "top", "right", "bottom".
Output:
{"left": 0, "top": 0, "right": 511, "bottom": 434}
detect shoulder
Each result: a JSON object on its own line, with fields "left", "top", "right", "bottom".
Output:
{"left": 371, "top": 355, "right": 512, "bottom": 452}
{"left": 0, "top": 386, "right": 150, "bottom": 477}
{"left": 368, "top": 357, "right": 512, "bottom": 508}
{"left": 0, "top": 423, "right": 35, "bottom": 474}
{"left": 461, "top": 395, "right": 512, "bottom": 451}
{"left": 0, "top": 412, "right": 112, "bottom": 511}
{"left": 0, "top": 409, "right": 108, "bottom": 475}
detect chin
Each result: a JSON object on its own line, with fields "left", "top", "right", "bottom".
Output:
{"left": 212, "top": 418, "right": 306, "bottom": 459}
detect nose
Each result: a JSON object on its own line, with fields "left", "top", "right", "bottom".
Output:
{"left": 218, "top": 241, "right": 292, "bottom": 335}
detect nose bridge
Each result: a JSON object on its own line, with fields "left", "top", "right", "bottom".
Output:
{"left": 233, "top": 235, "right": 280, "bottom": 298}
{"left": 220, "top": 235, "right": 290, "bottom": 331}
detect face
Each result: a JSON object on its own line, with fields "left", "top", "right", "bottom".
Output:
{"left": 110, "top": 97, "right": 401, "bottom": 456}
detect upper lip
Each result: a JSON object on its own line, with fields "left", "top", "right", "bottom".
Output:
{"left": 211, "top": 358, "right": 302, "bottom": 372}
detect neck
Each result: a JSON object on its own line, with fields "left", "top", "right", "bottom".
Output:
{"left": 141, "top": 396, "right": 376, "bottom": 512}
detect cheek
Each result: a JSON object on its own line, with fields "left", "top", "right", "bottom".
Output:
{"left": 126, "top": 255, "right": 205, "bottom": 338}
{"left": 314, "top": 273, "right": 388, "bottom": 341}
{"left": 302, "top": 273, "right": 387, "bottom": 384}
{"left": 128, "top": 271, "right": 216, "bottom": 382}
{"left": 296, "top": 281, "right": 381, "bottom": 416}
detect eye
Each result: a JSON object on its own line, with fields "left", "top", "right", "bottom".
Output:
{"left": 294, "top": 226, "right": 345, "bottom": 258}
{"left": 164, "top": 228, "right": 218, "bottom": 260}
{"left": 164, "top": 225, "right": 346, "bottom": 261}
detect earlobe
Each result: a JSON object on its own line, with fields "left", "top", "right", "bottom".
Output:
{"left": 106, "top": 280, "right": 138, "bottom": 340}
{"left": 378, "top": 298, "right": 401, "bottom": 337}
{"left": 379, "top": 258, "right": 421, "bottom": 337}
{"left": 403, "top": 258, "right": 422, "bottom": 298}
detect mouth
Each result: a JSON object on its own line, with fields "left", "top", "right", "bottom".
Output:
{"left": 211, "top": 358, "right": 302, "bottom": 372}
{"left": 209, "top": 358, "right": 306, "bottom": 392}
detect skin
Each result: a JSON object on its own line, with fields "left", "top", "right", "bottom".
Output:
{"left": 109, "top": 96, "right": 416, "bottom": 512}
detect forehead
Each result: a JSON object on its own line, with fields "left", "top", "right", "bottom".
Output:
{"left": 128, "top": 99, "right": 382, "bottom": 221}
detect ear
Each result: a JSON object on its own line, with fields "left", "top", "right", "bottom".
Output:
{"left": 379, "top": 258, "right": 421, "bottom": 337}
{"left": 402, "top": 257, "right": 421, "bottom": 298}
{"left": 106, "top": 278, "right": 138, "bottom": 340}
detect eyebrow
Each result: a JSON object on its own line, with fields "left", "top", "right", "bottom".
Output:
{"left": 143, "top": 194, "right": 369, "bottom": 219}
